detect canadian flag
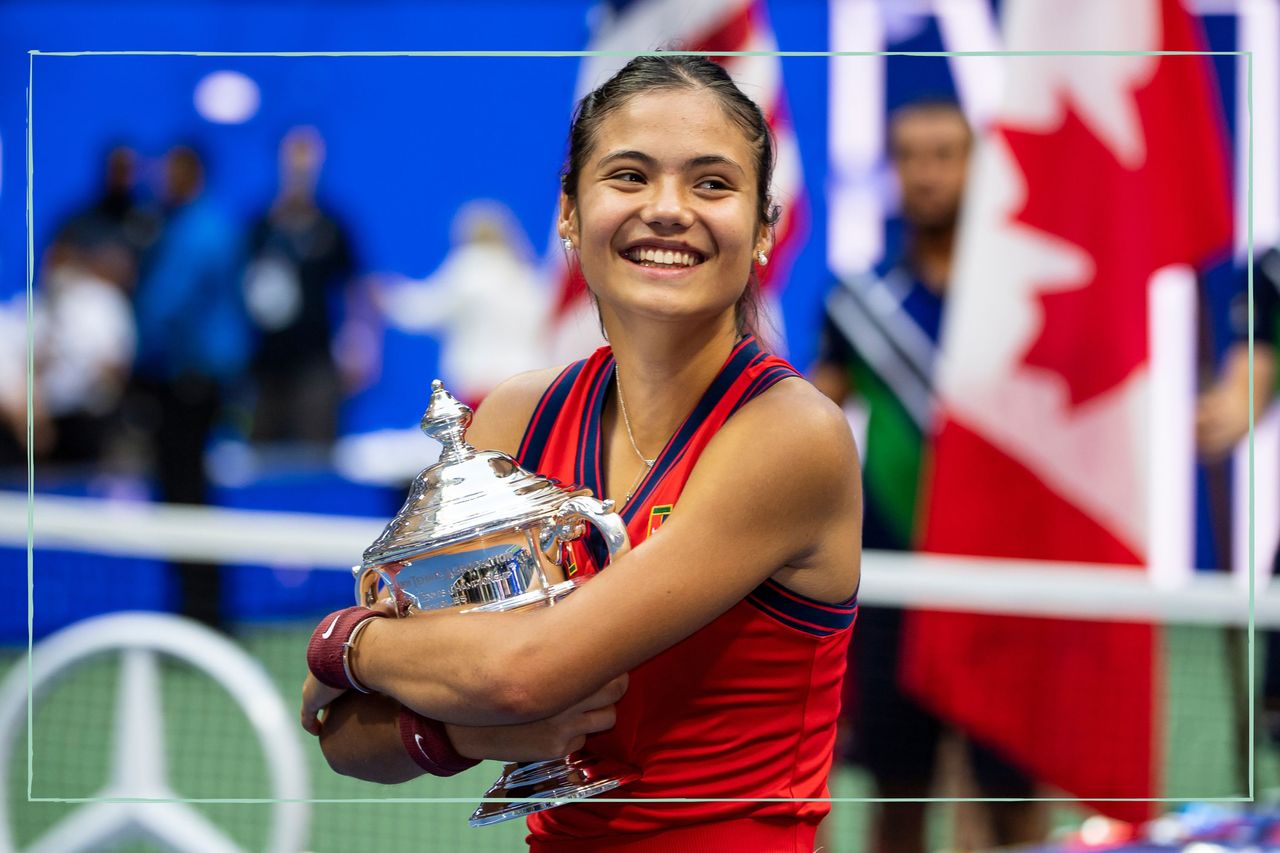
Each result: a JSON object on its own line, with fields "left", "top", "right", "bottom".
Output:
{"left": 901, "top": 0, "right": 1232, "bottom": 824}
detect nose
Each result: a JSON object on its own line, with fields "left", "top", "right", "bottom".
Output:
{"left": 640, "top": 177, "right": 694, "bottom": 231}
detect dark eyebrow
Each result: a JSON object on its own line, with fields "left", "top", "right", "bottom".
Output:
{"left": 598, "top": 149, "right": 657, "bottom": 169}
{"left": 597, "top": 150, "right": 746, "bottom": 177}
{"left": 686, "top": 154, "right": 744, "bottom": 176}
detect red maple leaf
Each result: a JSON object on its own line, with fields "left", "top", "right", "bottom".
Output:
{"left": 1003, "top": 35, "right": 1231, "bottom": 408}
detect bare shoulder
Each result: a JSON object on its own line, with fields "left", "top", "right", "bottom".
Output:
{"left": 674, "top": 375, "right": 861, "bottom": 601}
{"left": 686, "top": 373, "right": 861, "bottom": 526}
{"left": 719, "top": 375, "right": 859, "bottom": 474}
{"left": 466, "top": 365, "right": 568, "bottom": 456}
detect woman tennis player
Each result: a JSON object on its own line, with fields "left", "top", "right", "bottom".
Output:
{"left": 302, "top": 55, "right": 861, "bottom": 851}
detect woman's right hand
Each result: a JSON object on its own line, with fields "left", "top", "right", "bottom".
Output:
{"left": 446, "top": 673, "right": 628, "bottom": 762}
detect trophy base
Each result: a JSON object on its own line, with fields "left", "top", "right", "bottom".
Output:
{"left": 468, "top": 751, "right": 639, "bottom": 827}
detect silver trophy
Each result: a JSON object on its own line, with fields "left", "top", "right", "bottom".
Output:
{"left": 353, "top": 380, "right": 638, "bottom": 826}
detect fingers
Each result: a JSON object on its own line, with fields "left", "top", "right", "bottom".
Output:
{"left": 300, "top": 708, "right": 320, "bottom": 737}
{"left": 300, "top": 692, "right": 327, "bottom": 737}
{"left": 573, "top": 673, "right": 629, "bottom": 713}
{"left": 300, "top": 680, "right": 322, "bottom": 737}
{"left": 300, "top": 674, "right": 345, "bottom": 737}
{"left": 535, "top": 683, "right": 624, "bottom": 757}
{"left": 368, "top": 596, "right": 398, "bottom": 617}
{"left": 442, "top": 683, "right": 626, "bottom": 762}
{"left": 575, "top": 705, "right": 618, "bottom": 736}
{"left": 537, "top": 706, "right": 615, "bottom": 757}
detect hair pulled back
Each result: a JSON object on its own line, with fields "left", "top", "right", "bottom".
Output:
{"left": 561, "top": 54, "right": 780, "bottom": 340}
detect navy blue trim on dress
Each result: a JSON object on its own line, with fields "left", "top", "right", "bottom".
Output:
{"left": 576, "top": 354, "right": 616, "bottom": 571}
{"left": 618, "top": 337, "right": 763, "bottom": 524}
{"left": 517, "top": 360, "right": 587, "bottom": 471}
{"left": 730, "top": 363, "right": 800, "bottom": 416}
{"left": 576, "top": 337, "right": 786, "bottom": 570}
{"left": 575, "top": 354, "right": 614, "bottom": 496}
{"left": 745, "top": 578, "right": 859, "bottom": 637}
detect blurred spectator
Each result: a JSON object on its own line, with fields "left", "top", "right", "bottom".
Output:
{"left": 0, "top": 146, "right": 154, "bottom": 472}
{"left": 1197, "top": 247, "right": 1279, "bottom": 743}
{"left": 33, "top": 236, "right": 136, "bottom": 465}
{"left": 1196, "top": 249, "right": 1278, "bottom": 460}
{"left": 0, "top": 295, "right": 35, "bottom": 470}
{"left": 811, "top": 99, "right": 1043, "bottom": 853}
{"left": 243, "top": 126, "right": 356, "bottom": 449}
{"left": 128, "top": 144, "right": 250, "bottom": 630}
{"left": 58, "top": 145, "right": 161, "bottom": 269}
{"left": 35, "top": 146, "right": 156, "bottom": 467}
{"left": 375, "top": 199, "right": 548, "bottom": 407}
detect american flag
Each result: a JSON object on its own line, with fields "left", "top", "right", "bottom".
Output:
{"left": 547, "top": 0, "right": 808, "bottom": 361}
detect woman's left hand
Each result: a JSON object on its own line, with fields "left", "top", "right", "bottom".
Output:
{"left": 301, "top": 596, "right": 398, "bottom": 735}
{"left": 301, "top": 673, "right": 348, "bottom": 736}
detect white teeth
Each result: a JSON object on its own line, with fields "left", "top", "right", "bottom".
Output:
{"left": 628, "top": 248, "right": 698, "bottom": 267}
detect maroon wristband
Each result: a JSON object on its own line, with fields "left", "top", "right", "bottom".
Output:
{"left": 398, "top": 706, "right": 480, "bottom": 777}
{"left": 306, "top": 606, "right": 387, "bottom": 692}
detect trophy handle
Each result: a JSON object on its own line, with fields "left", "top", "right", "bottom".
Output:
{"left": 353, "top": 564, "right": 394, "bottom": 609}
{"left": 554, "top": 495, "right": 632, "bottom": 565}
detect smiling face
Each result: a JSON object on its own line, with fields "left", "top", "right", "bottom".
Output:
{"left": 559, "top": 87, "right": 771, "bottom": 334}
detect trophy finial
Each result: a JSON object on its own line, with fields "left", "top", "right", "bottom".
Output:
{"left": 420, "top": 380, "right": 475, "bottom": 459}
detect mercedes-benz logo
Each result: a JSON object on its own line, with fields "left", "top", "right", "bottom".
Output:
{"left": 0, "top": 612, "right": 310, "bottom": 852}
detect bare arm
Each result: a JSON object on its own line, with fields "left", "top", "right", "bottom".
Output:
{"left": 319, "top": 691, "right": 424, "bottom": 784}
{"left": 1197, "top": 341, "right": 1277, "bottom": 459}
{"left": 317, "top": 676, "right": 628, "bottom": 783}
{"left": 350, "top": 379, "right": 862, "bottom": 725}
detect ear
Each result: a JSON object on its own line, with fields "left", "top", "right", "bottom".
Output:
{"left": 754, "top": 219, "right": 773, "bottom": 260}
{"left": 558, "top": 192, "right": 579, "bottom": 244}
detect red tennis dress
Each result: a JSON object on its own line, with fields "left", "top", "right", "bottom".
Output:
{"left": 518, "top": 337, "right": 858, "bottom": 851}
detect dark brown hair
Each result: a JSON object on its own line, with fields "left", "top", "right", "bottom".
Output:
{"left": 562, "top": 55, "right": 780, "bottom": 340}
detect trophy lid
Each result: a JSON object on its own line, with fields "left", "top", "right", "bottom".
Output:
{"left": 361, "top": 380, "right": 586, "bottom": 569}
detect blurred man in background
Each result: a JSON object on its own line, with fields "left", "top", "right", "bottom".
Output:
{"left": 1197, "top": 251, "right": 1278, "bottom": 460}
{"left": 243, "top": 126, "right": 356, "bottom": 453}
{"left": 812, "top": 99, "right": 1043, "bottom": 853}
{"left": 1197, "top": 246, "right": 1279, "bottom": 746}
{"left": 57, "top": 146, "right": 162, "bottom": 270}
{"left": 128, "top": 144, "right": 249, "bottom": 630}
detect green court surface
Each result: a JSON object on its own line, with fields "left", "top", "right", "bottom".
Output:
{"left": 3, "top": 622, "right": 1266, "bottom": 852}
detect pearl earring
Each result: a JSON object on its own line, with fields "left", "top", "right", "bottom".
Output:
{"left": 756, "top": 251, "right": 769, "bottom": 267}
{"left": 562, "top": 237, "right": 574, "bottom": 252}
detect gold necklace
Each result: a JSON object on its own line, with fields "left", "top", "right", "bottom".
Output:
{"left": 615, "top": 365, "right": 656, "bottom": 505}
